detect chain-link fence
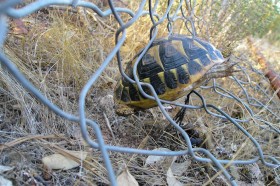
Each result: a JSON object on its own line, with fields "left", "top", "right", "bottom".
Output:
{"left": 1, "top": 0, "right": 280, "bottom": 185}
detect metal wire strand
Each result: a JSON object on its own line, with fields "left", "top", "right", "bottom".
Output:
{"left": 1, "top": 1, "right": 279, "bottom": 186}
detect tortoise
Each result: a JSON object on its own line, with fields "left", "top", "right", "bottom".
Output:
{"left": 114, "top": 34, "right": 236, "bottom": 114}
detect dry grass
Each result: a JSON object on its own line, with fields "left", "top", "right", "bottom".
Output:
{"left": 1, "top": 1, "right": 280, "bottom": 185}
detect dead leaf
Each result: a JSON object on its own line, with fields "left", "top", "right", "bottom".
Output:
{"left": 166, "top": 157, "right": 190, "bottom": 185}
{"left": 145, "top": 148, "right": 172, "bottom": 166}
{"left": 0, "top": 176, "right": 12, "bottom": 186}
{"left": 171, "top": 160, "right": 191, "bottom": 176}
{"left": 166, "top": 168, "right": 184, "bottom": 186}
{"left": 0, "top": 165, "right": 14, "bottom": 173}
{"left": 117, "top": 167, "right": 139, "bottom": 186}
{"left": 248, "top": 163, "right": 262, "bottom": 180}
{"left": 145, "top": 148, "right": 175, "bottom": 173}
{"left": 42, "top": 150, "right": 87, "bottom": 170}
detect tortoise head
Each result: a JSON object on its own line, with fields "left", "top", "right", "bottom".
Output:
{"left": 204, "top": 57, "right": 238, "bottom": 80}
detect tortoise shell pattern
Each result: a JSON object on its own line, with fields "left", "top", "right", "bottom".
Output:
{"left": 115, "top": 35, "right": 224, "bottom": 109}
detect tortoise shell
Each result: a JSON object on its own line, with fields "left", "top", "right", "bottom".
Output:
{"left": 114, "top": 34, "right": 225, "bottom": 109}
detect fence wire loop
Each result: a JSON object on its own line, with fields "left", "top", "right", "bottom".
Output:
{"left": 0, "top": 1, "right": 279, "bottom": 186}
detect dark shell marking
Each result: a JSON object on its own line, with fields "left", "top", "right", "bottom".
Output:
{"left": 176, "top": 66, "right": 190, "bottom": 84}
{"left": 164, "top": 71, "right": 177, "bottom": 89}
{"left": 150, "top": 73, "right": 166, "bottom": 95}
{"left": 138, "top": 53, "right": 163, "bottom": 80}
{"left": 159, "top": 41, "right": 187, "bottom": 70}
{"left": 115, "top": 34, "right": 225, "bottom": 109}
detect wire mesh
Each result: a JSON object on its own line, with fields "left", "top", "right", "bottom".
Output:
{"left": 0, "top": 0, "right": 279, "bottom": 185}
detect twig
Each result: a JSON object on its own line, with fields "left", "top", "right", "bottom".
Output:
{"left": 103, "top": 112, "right": 116, "bottom": 143}
{"left": 0, "top": 134, "right": 64, "bottom": 150}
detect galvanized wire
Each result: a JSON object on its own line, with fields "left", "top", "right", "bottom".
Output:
{"left": 0, "top": 0, "right": 279, "bottom": 185}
